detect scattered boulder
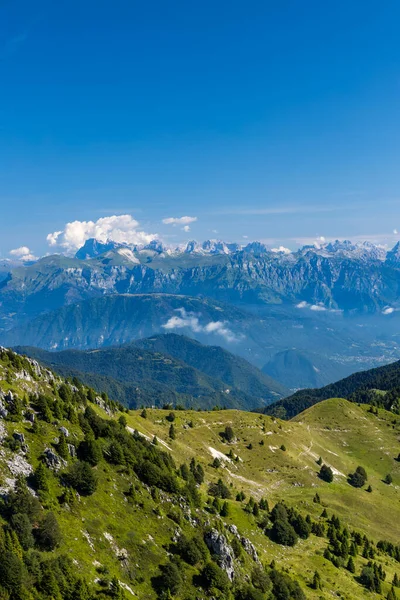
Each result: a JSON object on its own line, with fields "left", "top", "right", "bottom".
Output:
{"left": 43, "top": 448, "right": 67, "bottom": 470}
{"left": 68, "top": 444, "right": 76, "bottom": 458}
{"left": 204, "top": 528, "right": 235, "bottom": 581}
{"left": 13, "top": 432, "right": 25, "bottom": 444}
{"left": 0, "top": 399, "right": 8, "bottom": 418}
{"left": 241, "top": 536, "right": 260, "bottom": 564}
{"left": 59, "top": 426, "right": 69, "bottom": 437}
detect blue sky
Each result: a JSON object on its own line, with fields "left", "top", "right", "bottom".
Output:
{"left": 1, "top": 0, "right": 400, "bottom": 256}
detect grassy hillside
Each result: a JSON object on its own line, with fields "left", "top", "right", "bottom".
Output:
{"left": 265, "top": 358, "right": 400, "bottom": 419}
{"left": 1, "top": 348, "right": 400, "bottom": 599}
{"left": 15, "top": 342, "right": 286, "bottom": 410}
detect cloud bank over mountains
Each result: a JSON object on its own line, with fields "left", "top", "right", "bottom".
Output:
{"left": 46, "top": 215, "right": 158, "bottom": 253}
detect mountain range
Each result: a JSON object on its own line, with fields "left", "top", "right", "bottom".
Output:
{"left": 1, "top": 236, "right": 400, "bottom": 389}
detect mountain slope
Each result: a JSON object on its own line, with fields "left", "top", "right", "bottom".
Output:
{"left": 262, "top": 349, "right": 352, "bottom": 389}
{"left": 265, "top": 358, "right": 400, "bottom": 418}
{"left": 15, "top": 342, "right": 286, "bottom": 410}
{"left": 134, "top": 333, "right": 288, "bottom": 399}
{"left": 1, "top": 347, "right": 400, "bottom": 598}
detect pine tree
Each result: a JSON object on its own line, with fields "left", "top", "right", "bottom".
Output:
{"left": 71, "top": 578, "right": 90, "bottom": 600}
{"left": 346, "top": 557, "right": 355, "bottom": 573}
{"left": 169, "top": 424, "right": 176, "bottom": 440}
{"left": 312, "top": 570, "right": 321, "bottom": 590}
{"left": 110, "top": 576, "right": 125, "bottom": 599}
{"left": 388, "top": 587, "right": 397, "bottom": 600}
{"left": 220, "top": 501, "right": 229, "bottom": 517}
{"left": 393, "top": 573, "right": 400, "bottom": 588}
{"left": 35, "top": 461, "right": 49, "bottom": 492}
{"left": 57, "top": 432, "right": 69, "bottom": 460}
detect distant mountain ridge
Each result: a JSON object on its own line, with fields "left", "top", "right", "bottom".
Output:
{"left": 15, "top": 334, "right": 288, "bottom": 409}
{"left": 262, "top": 348, "right": 352, "bottom": 390}
{"left": 135, "top": 333, "right": 285, "bottom": 399}
{"left": 73, "top": 236, "right": 395, "bottom": 261}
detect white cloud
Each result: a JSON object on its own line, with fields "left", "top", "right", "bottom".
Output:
{"left": 394, "top": 229, "right": 398, "bottom": 235}
{"left": 296, "top": 301, "right": 309, "bottom": 309}
{"left": 162, "top": 216, "right": 197, "bottom": 226}
{"left": 271, "top": 246, "right": 291, "bottom": 254}
{"left": 382, "top": 306, "right": 395, "bottom": 315}
{"left": 310, "top": 304, "right": 327, "bottom": 312}
{"left": 295, "top": 300, "right": 342, "bottom": 314}
{"left": 162, "top": 308, "right": 239, "bottom": 343}
{"left": 182, "top": 225, "right": 191, "bottom": 232}
{"left": 9, "top": 246, "right": 37, "bottom": 261}
{"left": 46, "top": 215, "right": 157, "bottom": 253}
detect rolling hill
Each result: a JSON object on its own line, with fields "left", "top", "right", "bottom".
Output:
{"left": 265, "top": 358, "right": 400, "bottom": 419}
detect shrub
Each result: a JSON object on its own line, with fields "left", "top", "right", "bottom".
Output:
{"left": 223, "top": 426, "right": 235, "bottom": 442}
{"left": 35, "top": 512, "right": 62, "bottom": 550}
{"left": 270, "top": 519, "right": 298, "bottom": 546}
{"left": 208, "top": 478, "right": 231, "bottom": 499}
{"left": 65, "top": 461, "right": 98, "bottom": 496}
{"left": 201, "top": 562, "right": 230, "bottom": 592}
{"left": 175, "top": 535, "right": 208, "bottom": 566}
{"left": 158, "top": 561, "right": 182, "bottom": 596}
{"left": 319, "top": 464, "right": 333, "bottom": 483}
{"left": 349, "top": 466, "right": 367, "bottom": 488}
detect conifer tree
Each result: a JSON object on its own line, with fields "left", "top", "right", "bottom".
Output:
{"left": 346, "top": 556, "right": 355, "bottom": 573}
{"left": 57, "top": 431, "right": 69, "bottom": 460}
{"left": 35, "top": 461, "right": 49, "bottom": 492}
{"left": 312, "top": 570, "right": 321, "bottom": 590}
{"left": 388, "top": 587, "right": 397, "bottom": 600}
{"left": 220, "top": 501, "right": 229, "bottom": 517}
